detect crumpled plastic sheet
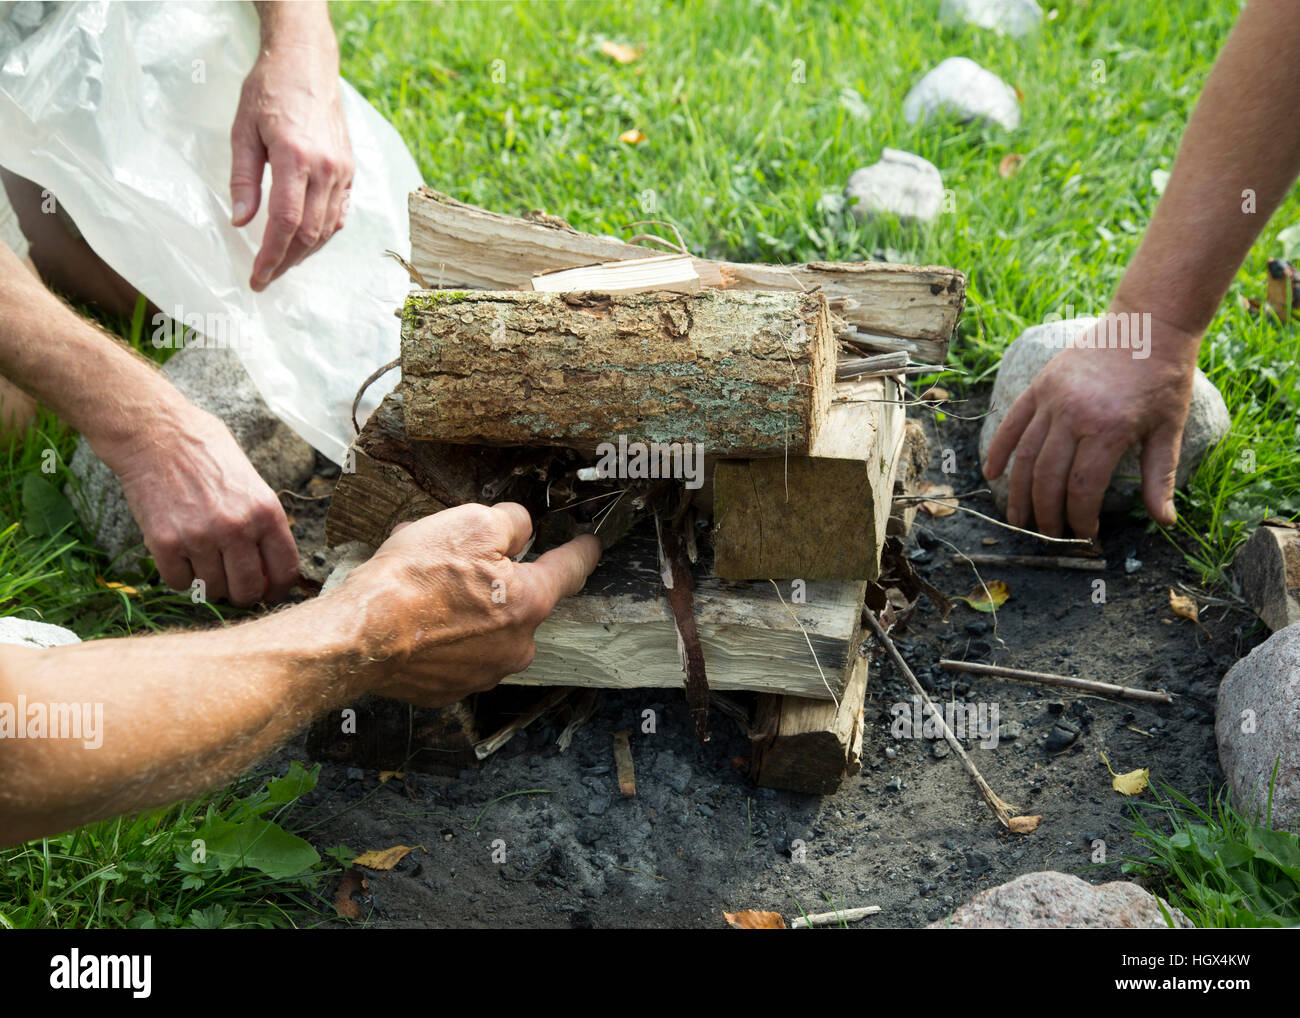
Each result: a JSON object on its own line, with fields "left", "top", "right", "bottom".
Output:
{"left": 0, "top": 0, "right": 422, "bottom": 463}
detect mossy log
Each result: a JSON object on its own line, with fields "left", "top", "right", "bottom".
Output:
{"left": 398, "top": 289, "right": 836, "bottom": 457}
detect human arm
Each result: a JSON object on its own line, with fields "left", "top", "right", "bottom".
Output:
{"left": 984, "top": 0, "right": 1300, "bottom": 537}
{"left": 231, "top": 1, "right": 354, "bottom": 291}
{"left": 0, "top": 503, "right": 600, "bottom": 846}
{"left": 0, "top": 240, "right": 298, "bottom": 603}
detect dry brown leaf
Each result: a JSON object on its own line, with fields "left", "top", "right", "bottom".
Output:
{"left": 618, "top": 128, "right": 646, "bottom": 145}
{"left": 724, "top": 909, "right": 787, "bottom": 929}
{"left": 1008, "top": 814, "right": 1042, "bottom": 834}
{"left": 917, "top": 481, "right": 958, "bottom": 517}
{"left": 1101, "top": 752, "right": 1149, "bottom": 796}
{"left": 333, "top": 869, "right": 367, "bottom": 919}
{"left": 981, "top": 537, "right": 999, "bottom": 546}
{"left": 999, "top": 153, "right": 1025, "bottom": 178}
{"left": 920, "top": 386, "right": 950, "bottom": 402}
{"left": 378, "top": 771, "right": 405, "bottom": 784}
{"left": 353, "top": 845, "right": 422, "bottom": 870}
{"left": 956, "top": 580, "right": 1010, "bottom": 613}
{"left": 600, "top": 40, "right": 641, "bottom": 64}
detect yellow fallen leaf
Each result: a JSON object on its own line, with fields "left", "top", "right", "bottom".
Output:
{"left": 96, "top": 577, "right": 140, "bottom": 597}
{"left": 333, "top": 869, "right": 367, "bottom": 920}
{"left": 955, "top": 580, "right": 1010, "bottom": 613}
{"left": 999, "top": 153, "right": 1024, "bottom": 178}
{"left": 619, "top": 128, "right": 646, "bottom": 145}
{"left": 1169, "top": 589, "right": 1199, "bottom": 624}
{"left": 724, "top": 909, "right": 787, "bottom": 929}
{"left": 917, "top": 481, "right": 958, "bottom": 517}
{"left": 378, "top": 771, "right": 405, "bottom": 784}
{"left": 599, "top": 40, "right": 641, "bottom": 64}
{"left": 1008, "top": 814, "right": 1042, "bottom": 834}
{"left": 353, "top": 845, "right": 423, "bottom": 870}
{"left": 920, "top": 386, "right": 950, "bottom": 402}
{"left": 1101, "top": 752, "right": 1149, "bottom": 796}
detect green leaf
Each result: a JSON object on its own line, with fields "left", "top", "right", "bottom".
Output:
{"left": 21, "top": 474, "right": 75, "bottom": 539}
{"left": 192, "top": 815, "right": 319, "bottom": 880}
{"left": 188, "top": 904, "right": 229, "bottom": 929}
{"left": 267, "top": 761, "right": 320, "bottom": 804}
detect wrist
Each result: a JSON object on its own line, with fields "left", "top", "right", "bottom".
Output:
{"left": 255, "top": 2, "right": 338, "bottom": 61}
{"left": 1105, "top": 292, "right": 1204, "bottom": 368}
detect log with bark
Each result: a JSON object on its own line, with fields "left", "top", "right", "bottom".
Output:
{"left": 1234, "top": 522, "right": 1300, "bottom": 632}
{"left": 407, "top": 187, "right": 965, "bottom": 363}
{"left": 398, "top": 289, "right": 836, "bottom": 457}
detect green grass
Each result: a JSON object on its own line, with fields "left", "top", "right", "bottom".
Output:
{"left": 1120, "top": 775, "right": 1300, "bottom": 928}
{"left": 3, "top": 0, "right": 1299, "bottom": 926}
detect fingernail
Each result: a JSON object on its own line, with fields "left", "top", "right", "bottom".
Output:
{"left": 233, "top": 200, "right": 247, "bottom": 222}
{"left": 1164, "top": 500, "right": 1177, "bottom": 523}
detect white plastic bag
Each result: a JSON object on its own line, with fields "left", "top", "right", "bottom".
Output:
{"left": 0, "top": 0, "right": 422, "bottom": 464}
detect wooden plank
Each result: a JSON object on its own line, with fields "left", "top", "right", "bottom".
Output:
{"left": 510, "top": 527, "right": 865, "bottom": 700}
{"left": 399, "top": 289, "right": 837, "bottom": 458}
{"left": 712, "top": 375, "right": 906, "bottom": 580}
{"left": 752, "top": 651, "right": 870, "bottom": 795}
{"left": 530, "top": 253, "right": 700, "bottom": 294}
{"left": 887, "top": 418, "right": 929, "bottom": 538}
{"left": 407, "top": 188, "right": 965, "bottom": 363}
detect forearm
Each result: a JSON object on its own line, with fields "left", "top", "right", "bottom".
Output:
{"left": 0, "top": 242, "right": 187, "bottom": 451}
{"left": 1115, "top": 0, "right": 1300, "bottom": 349}
{"left": 254, "top": 1, "right": 338, "bottom": 59}
{"left": 0, "top": 581, "right": 394, "bottom": 846}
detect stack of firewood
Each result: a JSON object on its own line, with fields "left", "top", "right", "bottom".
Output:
{"left": 307, "top": 189, "right": 965, "bottom": 794}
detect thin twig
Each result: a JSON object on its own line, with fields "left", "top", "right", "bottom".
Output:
{"left": 791, "top": 905, "right": 881, "bottom": 928}
{"left": 938, "top": 659, "right": 1173, "bottom": 704}
{"left": 863, "top": 608, "right": 1019, "bottom": 829}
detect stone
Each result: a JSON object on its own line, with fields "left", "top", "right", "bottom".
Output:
{"left": 1215, "top": 623, "right": 1300, "bottom": 830}
{"left": 978, "top": 318, "right": 1230, "bottom": 515}
{"left": 67, "top": 346, "right": 317, "bottom": 574}
{"left": 939, "top": 0, "right": 1042, "bottom": 37}
{"left": 902, "top": 57, "right": 1020, "bottom": 131}
{"left": 929, "top": 871, "right": 1193, "bottom": 928}
{"left": 844, "top": 149, "right": 945, "bottom": 226}
{"left": 0, "top": 616, "right": 80, "bottom": 648}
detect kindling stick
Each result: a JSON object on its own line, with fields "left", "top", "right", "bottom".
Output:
{"left": 959, "top": 552, "right": 1107, "bottom": 572}
{"left": 863, "top": 608, "right": 1019, "bottom": 830}
{"left": 938, "top": 659, "right": 1173, "bottom": 704}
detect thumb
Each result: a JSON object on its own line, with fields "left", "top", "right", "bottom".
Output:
{"left": 230, "top": 116, "right": 266, "bottom": 227}
{"left": 1139, "top": 424, "right": 1182, "bottom": 526}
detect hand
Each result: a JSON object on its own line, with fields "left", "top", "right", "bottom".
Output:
{"left": 229, "top": 32, "right": 354, "bottom": 291}
{"left": 342, "top": 503, "right": 602, "bottom": 708}
{"left": 103, "top": 405, "right": 300, "bottom": 605}
{"left": 982, "top": 312, "right": 1200, "bottom": 539}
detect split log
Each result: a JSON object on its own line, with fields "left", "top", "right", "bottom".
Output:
{"left": 1234, "top": 524, "right": 1300, "bottom": 632}
{"left": 751, "top": 652, "right": 869, "bottom": 795}
{"left": 513, "top": 527, "right": 866, "bottom": 700}
{"left": 888, "top": 418, "right": 929, "bottom": 538}
{"left": 711, "top": 375, "right": 906, "bottom": 580}
{"left": 399, "top": 289, "right": 836, "bottom": 457}
{"left": 408, "top": 187, "right": 965, "bottom": 362}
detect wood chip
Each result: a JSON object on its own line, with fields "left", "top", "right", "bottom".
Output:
{"left": 614, "top": 729, "right": 636, "bottom": 797}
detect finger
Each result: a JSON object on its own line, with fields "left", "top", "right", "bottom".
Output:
{"left": 309, "top": 179, "right": 349, "bottom": 258}
{"left": 1005, "top": 411, "right": 1050, "bottom": 529}
{"left": 1140, "top": 423, "right": 1183, "bottom": 526}
{"left": 188, "top": 546, "right": 230, "bottom": 602}
{"left": 152, "top": 548, "right": 195, "bottom": 593}
{"left": 984, "top": 389, "right": 1037, "bottom": 480}
{"left": 488, "top": 502, "right": 536, "bottom": 557}
{"left": 1066, "top": 436, "right": 1129, "bottom": 539}
{"left": 258, "top": 518, "right": 301, "bottom": 602}
{"left": 286, "top": 174, "right": 333, "bottom": 270}
{"left": 229, "top": 117, "right": 266, "bottom": 227}
{"left": 251, "top": 151, "right": 309, "bottom": 290}
{"left": 519, "top": 533, "right": 602, "bottom": 609}
{"left": 1030, "top": 422, "right": 1078, "bottom": 538}
{"left": 221, "top": 541, "right": 267, "bottom": 606}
